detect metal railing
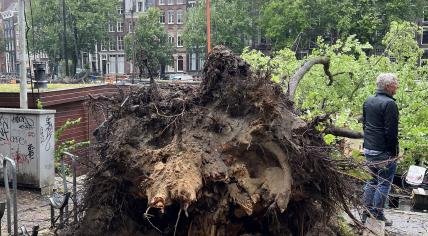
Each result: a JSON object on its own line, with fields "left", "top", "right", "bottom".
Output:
{"left": 49, "top": 151, "right": 79, "bottom": 228}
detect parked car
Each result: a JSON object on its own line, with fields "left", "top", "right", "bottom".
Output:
{"left": 169, "top": 74, "right": 194, "bottom": 81}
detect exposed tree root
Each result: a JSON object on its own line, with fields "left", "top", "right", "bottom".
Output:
{"left": 66, "top": 46, "right": 361, "bottom": 236}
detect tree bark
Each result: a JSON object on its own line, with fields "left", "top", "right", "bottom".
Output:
{"left": 324, "top": 126, "right": 363, "bottom": 139}
{"left": 287, "top": 57, "right": 331, "bottom": 101}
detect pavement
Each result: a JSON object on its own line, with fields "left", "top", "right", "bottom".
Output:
{"left": 383, "top": 209, "right": 428, "bottom": 235}
{"left": 0, "top": 176, "right": 427, "bottom": 236}
{"left": 348, "top": 202, "right": 428, "bottom": 236}
{"left": 0, "top": 175, "right": 85, "bottom": 236}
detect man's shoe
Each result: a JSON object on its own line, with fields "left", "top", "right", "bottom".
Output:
{"left": 361, "top": 211, "right": 370, "bottom": 224}
{"left": 377, "top": 215, "right": 392, "bottom": 226}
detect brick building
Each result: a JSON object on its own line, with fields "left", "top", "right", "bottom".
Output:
{"left": 91, "top": 0, "right": 203, "bottom": 77}
{"left": 1, "top": 0, "right": 18, "bottom": 75}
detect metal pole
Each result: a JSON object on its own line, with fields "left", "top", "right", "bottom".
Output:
{"left": 61, "top": 0, "right": 69, "bottom": 76}
{"left": 131, "top": 0, "right": 136, "bottom": 84}
{"left": 60, "top": 154, "right": 68, "bottom": 223}
{"left": 72, "top": 155, "right": 78, "bottom": 223}
{"left": 3, "top": 157, "right": 18, "bottom": 236}
{"left": 62, "top": 151, "right": 78, "bottom": 223}
{"left": 18, "top": 0, "right": 28, "bottom": 109}
{"left": 206, "top": 0, "right": 211, "bottom": 54}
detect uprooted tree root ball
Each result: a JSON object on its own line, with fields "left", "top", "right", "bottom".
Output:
{"left": 69, "top": 46, "right": 360, "bottom": 236}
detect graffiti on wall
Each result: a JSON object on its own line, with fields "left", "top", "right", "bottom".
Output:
{"left": 40, "top": 117, "right": 53, "bottom": 151}
{"left": 0, "top": 114, "right": 38, "bottom": 165}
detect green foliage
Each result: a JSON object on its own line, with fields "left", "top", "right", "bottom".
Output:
{"left": 183, "top": 0, "right": 260, "bottom": 53}
{"left": 55, "top": 118, "right": 90, "bottom": 170}
{"left": 260, "top": 0, "right": 425, "bottom": 49}
{"left": 29, "top": 0, "right": 117, "bottom": 73}
{"left": 323, "top": 134, "right": 336, "bottom": 145}
{"left": 382, "top": 21, "right": 423, "bottom": 63}
{"left": 36, "top": 99, "right": 43, "bottom": 109}
{"left": 124, "top": 8, "right": 173, "bottom": 77}
{"left": 242, "top": 21, "right": 428, "bottom": 173}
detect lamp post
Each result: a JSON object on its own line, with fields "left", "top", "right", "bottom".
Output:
{"left": 2, "top": 4, "right": 28, "bottom": 109}
{"left": 206, "top": 0, "right": 211, "bottom": 54}
{"left": 18, "top": 0, "right": 28, "bottom": 108}
{"left": 131, "top": 0, "right": 136, "bottom": 84}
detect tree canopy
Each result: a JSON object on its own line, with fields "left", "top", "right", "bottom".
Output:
{"left": 260, "top": 0, "right": 426, "bottom": 49}
{"left": 183, "top": 0, "right": 259, "bottom": 53}
{"left": 124, "top": 8, "right": 173, "bottom": 79}
{"left": 29, "top": 0, "right": 117, "bottom": 74}
{"left": 242, "top": 21, "right": 428, "bottom": 172}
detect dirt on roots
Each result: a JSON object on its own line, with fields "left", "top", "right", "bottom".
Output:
{"left": 68, "top": 46, "right": 360, "bottom": 236}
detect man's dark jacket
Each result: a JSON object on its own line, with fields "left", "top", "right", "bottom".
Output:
{"left": 363, "top": 90, "right": 399, "bottom": 156}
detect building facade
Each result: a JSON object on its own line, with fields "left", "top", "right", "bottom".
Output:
{"left": 418, "top": 6, "right": 428, "bottom": 66}
{"left": 1, "top": 0, "right": 18, "bottom": 75}
{"left": 91, "top": 0, "right": 203, "bottom": 77}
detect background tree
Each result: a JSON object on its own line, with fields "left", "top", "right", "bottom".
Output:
{"left": 242, "top": 21, "right": 428, "bottom": 173}
{"left": 124, "top": 8, "right": 173, "bottom": 79}
{"left": 183, "top": 0, "right": 259, "bottom": 53}
{"left": 260, "top": 0, "right": 425, "bottom": 50}
{"left": 29, "top": 0, "right": 117, "bottom": 75}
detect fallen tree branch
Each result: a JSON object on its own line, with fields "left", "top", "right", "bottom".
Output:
{"left": 324, "top": 126, "right": 364, "bottom": 139}
{"left": 287, "top": 57, "right": 331, "bottom": 101}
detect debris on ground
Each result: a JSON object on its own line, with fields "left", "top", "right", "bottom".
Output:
{"left": 67, "top": 46, "right": 362, "bottom": 236}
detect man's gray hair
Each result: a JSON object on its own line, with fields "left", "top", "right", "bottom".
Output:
{"left": 376, "top": 73, "right": 397, "bottom": 90}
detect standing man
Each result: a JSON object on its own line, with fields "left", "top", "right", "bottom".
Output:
{"left": 362, "top": 73, "right": 399, "bottom": 226}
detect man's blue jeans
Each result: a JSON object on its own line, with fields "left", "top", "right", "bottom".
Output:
{"left": 362, "top": 152, "right": 397, "bottom": 218}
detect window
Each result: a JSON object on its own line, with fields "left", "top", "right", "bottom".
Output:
{"left": 144, "top": 0, "right": 149, "bottom": 11}
{"left": 117, "top": 20, "right": 123, "bottom": 32}
{"left": 101, "top": 41, "right": 107, "bottom": 51}
{"left": 128, "top": 22, "right": 134, "bottom": 32}
{"left": 176, "top": 10, "right": 183, "bottom": 24}
{"left": 168, "top": 0, "right": 173, "bottom": 5}
{"left": 117, "top": 36, "right": 124, "bottom": 51}
{"left": 189, "top": 53, "right": 196, "bottom": 71}
{"left": 117, "top": 5, "right": 123, "bottom": 14}
{"left": 168, "top": 11, "right": 174, "bottom": 24}
{"left": 177, "top": 56, "right": 184, "bottom": 72}
{"left": 375, "top": 48, "right": 384, "bottom": 55}
{"left": 177, "top": 0, "right": 184, "bottom": 4}
{"left": 188, "top": 0, "right": 196, "bottom": 7}
{"left": 159, "top": 0, "right": 165, "bottom": 5}
{"left": 422, "top": 27, "right": 428, "bottom": 45}
{"left": 199, "top": 55, "right": 205, "bottom": 69}
{"left": 109, "top": 38, "right": 116, "bottom": 51}
{"left": 159, "top": 11, "right": 165, "bottom": 24}
{"left": 422, "top": 50, "right": 428, "bottom": 60}
{"left": 109, "top": 55, "right": 117, "bottom": 73}
{"left": 138, "top": 2, "right": 143, "bottom": 12}
{"left": 168, "top": 35, "right": 174, "bottom": 45}
{"left": 109, "top": 23, "right": 115, "bottom": 32}
{"left": 118, "top": 55, "right": 125, "bottom": 74}
{"left": 177, "top": 35, "right": 183, "bottom": 47}
{"left": 421, "top": 50, "right": 428, "bottom": 66}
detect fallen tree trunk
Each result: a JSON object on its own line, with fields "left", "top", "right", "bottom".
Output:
{"left": 69, "top": 46, "right": 361, "bottom": 236}
{"left": 325, "top": 126, "right": 364, "bottom": 139}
